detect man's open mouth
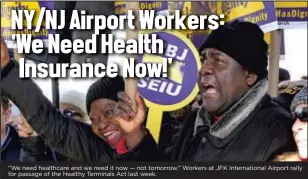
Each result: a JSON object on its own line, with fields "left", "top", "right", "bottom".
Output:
{"left": 202, "top": 83, "right": 218, "bottom": 97}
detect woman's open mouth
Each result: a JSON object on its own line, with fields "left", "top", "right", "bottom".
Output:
{"left": 103, "top": 130, "right": 120, "bottom": 144}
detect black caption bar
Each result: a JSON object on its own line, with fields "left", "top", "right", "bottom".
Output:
{"left": 1, "top": 162, "right": 307, "bottom": 179}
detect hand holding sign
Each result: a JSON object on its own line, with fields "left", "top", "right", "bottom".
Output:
{"left": 113, "top": 92, "right": 147, "bottom": 149}
{"left": 138, "top": 31, "right": 201, "bottom": 143}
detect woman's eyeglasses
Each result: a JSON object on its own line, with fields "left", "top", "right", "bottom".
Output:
{"left": 63, "top": 110, "right": 83, "bottom": 118}
{"left": 292, "top": 107, "right": 308, "bottom": 122}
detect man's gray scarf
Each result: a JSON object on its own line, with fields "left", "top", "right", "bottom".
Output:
{"left": 194, "top": 79, "right": 268, "bottom": 139}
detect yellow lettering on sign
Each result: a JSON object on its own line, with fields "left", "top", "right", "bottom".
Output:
{"left": 276, "top": 9, "right": 308, "bottom": 19}
{"left": 1, "top": 28, "right": 48, "bottom": 38}
{"left": 140, "top": 2, "right": 162, "bottom": 10}
{"left": 244, "top": 12, "right": 268, "bottom": 24}
{"left": 221, "top": 2, "right": 265, "bottom": 22}
{"left": 115, "top": 2, "right": 164, "bottom": 15}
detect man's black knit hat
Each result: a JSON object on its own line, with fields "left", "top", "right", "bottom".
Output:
{"left": 200, "top": 20, "right": 269, "bottom": 80}
{"left": 86, "top": 76, "right": 125, "bottom": 114}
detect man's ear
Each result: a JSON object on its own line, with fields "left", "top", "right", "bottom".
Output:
{"left": 245, "top": 71, "right": 258, "bottom": 86}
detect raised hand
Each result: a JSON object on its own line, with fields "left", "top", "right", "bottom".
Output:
{"left": 113, "top": 92, "right": 147, "bottom": 149}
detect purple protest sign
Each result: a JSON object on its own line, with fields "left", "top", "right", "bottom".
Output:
{"left": 137, "top": 31, "right": 201, "bottom": 110}
{"left": 197, "top": 1, "right": 218, "bottom": 14}
{"left": 220, "top": 2, "right": 278, "bottom": 33}
{"left": 275, "top": 2, "right": 308, "bottom": 29}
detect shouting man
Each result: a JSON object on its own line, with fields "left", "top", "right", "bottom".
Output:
{"left": 112, "top": 21, "right": 296, "bottom": 161}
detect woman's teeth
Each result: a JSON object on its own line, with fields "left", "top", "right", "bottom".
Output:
{"left": 104, "top": 130, "right": 115, "bottom": 136}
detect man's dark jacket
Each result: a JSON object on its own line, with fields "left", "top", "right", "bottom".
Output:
{"left": 1, "top": 125, "right": 21, "bottom": 161}
{"left": 116, "top": 81, "right": 296, "bottom": 161}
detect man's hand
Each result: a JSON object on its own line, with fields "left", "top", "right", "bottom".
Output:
{"left": 1, "top": 38, "right": 10, "bottom": 69}
{"left": 6, "top": 115, "right": 38, "bottom": 138}
{"left": 113, "top": 92, "right": 147, "bottom": 150}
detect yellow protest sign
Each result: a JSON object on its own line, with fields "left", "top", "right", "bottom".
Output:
{"left": 138, "top": 30, "right": 201, "bottom": 142}
{"left": 1, "top": 1, "right": 54, "bottom": 48}
{"left": 217, "top": 1, "right": 278, "bottom": 33}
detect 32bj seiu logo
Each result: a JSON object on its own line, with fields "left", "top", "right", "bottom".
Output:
{"left": 138, "top": 31, "right": 200, "bottom": 106}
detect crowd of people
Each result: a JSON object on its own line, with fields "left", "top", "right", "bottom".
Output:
{"left": 1, "top": 20, "right": 307, "bottom": 162}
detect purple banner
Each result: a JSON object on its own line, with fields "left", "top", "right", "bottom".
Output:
{"left": 38, "top": 1, "right": 54, "bottom": 10}
{"left": 197, "top": 1, "right": 218, "bottom": 14}
{"left": 115, "top": 2, "right": 168, "bottom": 15}
{"left": 276, "top": 7, "right": 308, "bottom": 22}
{"left": 236, "top": 2, "right": 278, "bottom": 32}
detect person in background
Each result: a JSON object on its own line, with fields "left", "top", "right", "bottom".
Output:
{"left": 112, "top": 21, "right": 296, "bottom": 161}
{"left": 275, "top": 87, "right": 307, "bottom": 161}
{"left": 7, "top": 90, "right": 91, "bottom": 161}
{"left": 291, "top": 87, "right": 308, "bottom": 161}
{"left": 1, "top": 93, "right": 21, "bottom": 161}
{"left": 169, "top": 106, "right": 191, "bottom": 121}
{"left": 60, "top": 90, "right": 91, "bottom": 124}
{"left": 279, "top": 68, "right": 290, "bottom": 83}
{"left": 274, "top": 78, "right": 307, "bottom": 113}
